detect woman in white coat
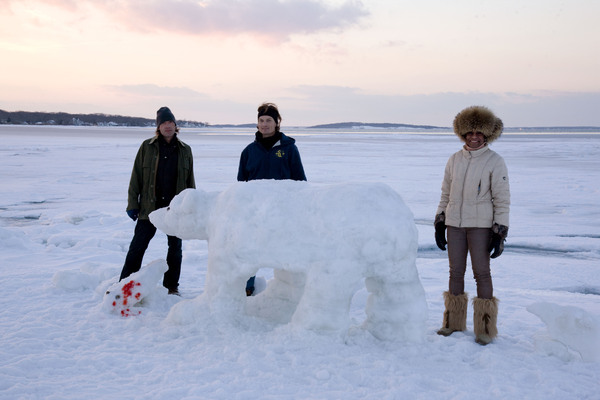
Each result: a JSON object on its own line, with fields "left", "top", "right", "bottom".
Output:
{"left": 434, "top": 106, "right": 510, "bottom": 345}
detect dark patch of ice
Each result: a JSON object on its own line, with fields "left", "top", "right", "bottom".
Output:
{"left": 552, "top": 286, "right": 600, "bottom": 296}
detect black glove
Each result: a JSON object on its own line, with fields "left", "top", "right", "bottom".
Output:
{"left": 434, "top": 212, "right": 447, "bottom": 251}
{"left": 127, "top": 209, "right": 139, "bottom": 221}
{"left": 488, "top": 223, "right": 508, "bottom": 258}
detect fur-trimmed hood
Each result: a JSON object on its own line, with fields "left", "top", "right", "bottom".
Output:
{"left": 453, "top": 106, "right": 503, "bottom": 144}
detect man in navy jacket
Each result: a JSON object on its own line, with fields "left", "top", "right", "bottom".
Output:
{"left": 237, "top": 102, "right": 307, "bottom": 295}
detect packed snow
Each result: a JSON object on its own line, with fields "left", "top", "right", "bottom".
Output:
{"left": 1, "top": 125, "right": 599, "bottom": 399}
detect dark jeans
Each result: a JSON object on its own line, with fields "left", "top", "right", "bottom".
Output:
{"left": 447, "top": 226, "right": 493, "bottom": 299}
{"left": 120, "top": 219, "right": 182, "bottom": 290}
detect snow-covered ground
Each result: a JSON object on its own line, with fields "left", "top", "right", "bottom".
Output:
{"left": 1, "top": 125, "right": 599, "bottom": 399}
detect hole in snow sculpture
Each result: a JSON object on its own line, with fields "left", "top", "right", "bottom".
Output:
{"left": 150, "top": 180, "right": 428, "bottom": 341}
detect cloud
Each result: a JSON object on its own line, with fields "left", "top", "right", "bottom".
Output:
{"left": 107, "top": 84, "right": 599, "bottom": 127}
{"left": 381, "top": 39, "right": 407, "bottom": 48}
{"left": 11, "top": 0, "right": 369, "bottom": 40}
{"left": 107, "top": 84, "right": 209, "bottom": 99}
{"left": 4, "top": 84, "right": 600, "bottom": 126}
{"left": 97, "top": 83, "right": 251, "bottom": 124}
{"left": 281, "top": 86, "right": 600, "bottom": 127}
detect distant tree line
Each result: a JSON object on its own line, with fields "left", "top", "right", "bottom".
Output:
{"left": 1, "top": 109, "right": 597, "bottom": 131}
{"left": 0, "top": 109, "right": 207, "bottom": 127}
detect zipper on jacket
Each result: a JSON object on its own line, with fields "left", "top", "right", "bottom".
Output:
{"left": 459, "top": 152, "right": 472, "bottom": 227}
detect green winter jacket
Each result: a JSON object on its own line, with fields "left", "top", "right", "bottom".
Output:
{"left": 127, "top": 135, "right": 195, "bottom": 220}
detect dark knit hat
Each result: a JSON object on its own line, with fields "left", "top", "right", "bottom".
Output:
{"left": 453, "top": 106, "right": 503, "bottom": 144}
{"left": 156, "top": 106, "right": 176, "bottom": 127}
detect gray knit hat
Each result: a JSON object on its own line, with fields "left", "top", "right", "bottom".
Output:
{"left": 453, "top": 106, "right": 503, "bottom": 143}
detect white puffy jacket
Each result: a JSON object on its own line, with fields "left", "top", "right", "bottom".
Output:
{"left": 436, "top": 145, "right": 510, "bottom": 228}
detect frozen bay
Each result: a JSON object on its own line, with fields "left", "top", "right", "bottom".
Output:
{"left": 0, "top": 125, "right": 599, "bottom": 399}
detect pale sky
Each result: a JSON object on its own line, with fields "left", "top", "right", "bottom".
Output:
{"left": 1, "top": 0, "right": 599, "bottom": 127}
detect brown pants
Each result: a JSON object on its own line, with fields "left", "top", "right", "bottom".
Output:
{"left": 447, "top": 226, "right": 493, "bottom": 299}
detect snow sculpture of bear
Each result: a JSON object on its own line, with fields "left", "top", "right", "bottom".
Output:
{"left": 150, "top": 180, "right": 427, "bottom": 341}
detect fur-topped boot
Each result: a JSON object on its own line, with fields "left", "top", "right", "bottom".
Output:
{"left": 473, "top": 297, "right": 499, "bottom": 345}
{"left": 437, "top": 291, "right": 468, "bottom": 336}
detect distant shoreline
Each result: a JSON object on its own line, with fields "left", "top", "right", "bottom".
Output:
{"left": 1, "top": 109, "right": 599, "bottom": 132}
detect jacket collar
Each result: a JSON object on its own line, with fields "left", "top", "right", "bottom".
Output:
{"left": 461, "top": 144, "right": 489, "bottom": 158}
{"left": 254, "top": 131, "right": 295, "bottom": 150}
{"left": 149, "top": 134, "right": 179, "bottom": 145}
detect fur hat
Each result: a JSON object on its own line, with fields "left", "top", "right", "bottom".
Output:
{"left": 156, "top": 106, "right": 176, "bottom": 127}
{"left": 453, "top": 106, "right": 503, "bottom": 143}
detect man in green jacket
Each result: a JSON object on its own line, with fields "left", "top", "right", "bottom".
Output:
{"left": 119, "top": 107, "right": 196, "bottom": 295}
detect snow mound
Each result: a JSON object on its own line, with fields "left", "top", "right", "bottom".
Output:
{"left": 527, "top": 302, "right": 600, "bottom": 362}
{"left": 102, "top": 260, "right": 169, "bottom": 317}
{"left": 0, "top": 227, "right": 34, "bottom": 250}
{"left": 53, "top": 263, "right": 117, "bottom": 292}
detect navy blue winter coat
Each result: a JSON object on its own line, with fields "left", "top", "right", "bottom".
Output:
{"left": 237, "top": 132, "right": 307, "bottom": 182}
